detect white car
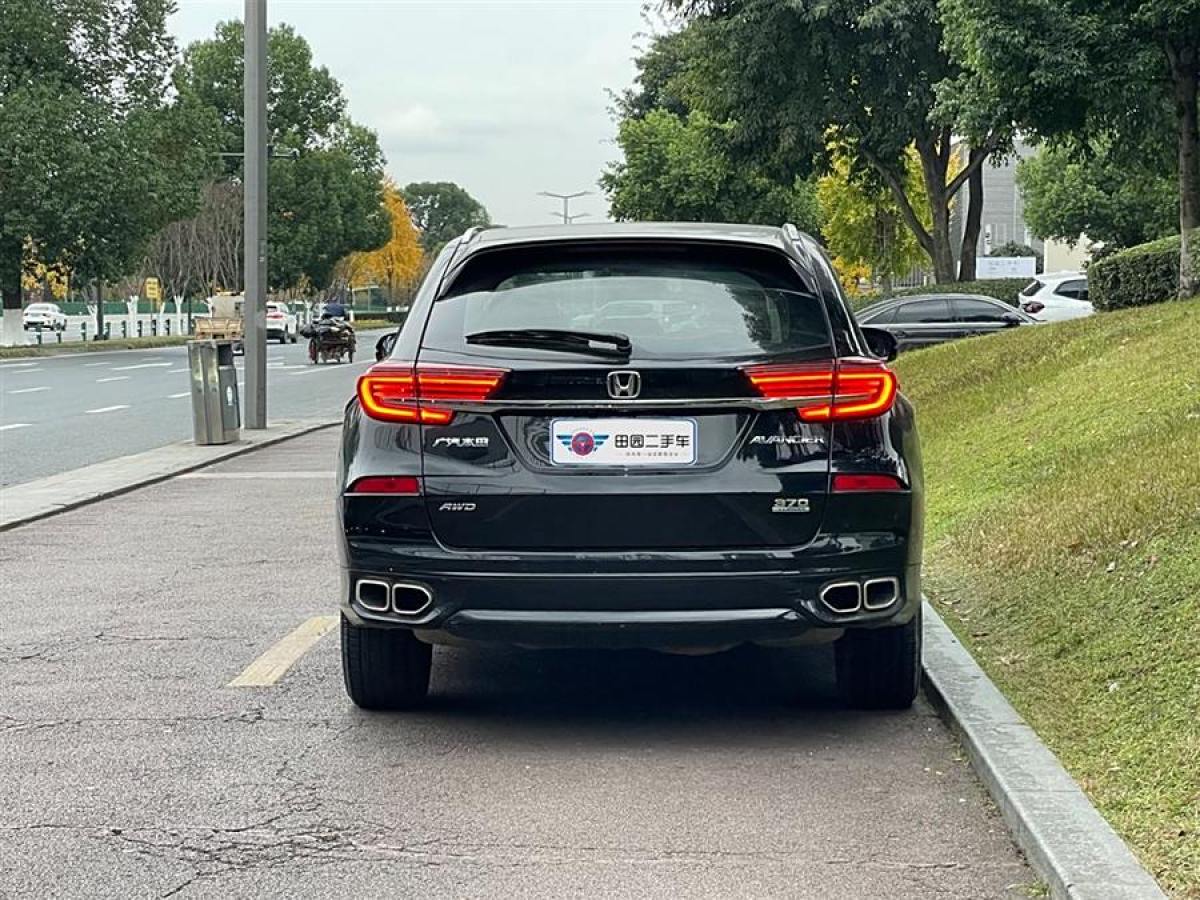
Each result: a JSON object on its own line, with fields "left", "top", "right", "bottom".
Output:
{"left": 1018, "top": 272, "right": 1093, "bottom": 322}
{"left": 265, "top": 301, "right": 298, "bottom": 344}
{"left": 22, "top": 302, "right": 68, "bottom": 331}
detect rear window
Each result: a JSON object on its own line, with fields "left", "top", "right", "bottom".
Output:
{"left": 952, "top": 298, "right": 1008, "bottom": 322}
{"left": 1054, "top": 279, "right": 1087, "bottom": 299}
{"left": 893, "top": 298, "right": 950, "bottom": 323}
{"left": 1020, "top": 280, "right": 1042, "bottom": 297}
{"left": 424, "top": 245, "right": 831, "bottom": 360}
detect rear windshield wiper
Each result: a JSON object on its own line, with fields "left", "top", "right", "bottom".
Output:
{"left": 464, "top": 328, "right": 632, "bottom": 359}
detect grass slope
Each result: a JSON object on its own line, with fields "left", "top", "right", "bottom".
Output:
{"left": 895, "top": 299, "right": 1200, "bottom": 897}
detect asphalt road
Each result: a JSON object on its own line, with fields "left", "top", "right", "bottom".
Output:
{"left": 0, "top": 430, "right": 1035, "bottom": 898}
{"left": 0, "top": 332, "right": 387, "bottom": 487}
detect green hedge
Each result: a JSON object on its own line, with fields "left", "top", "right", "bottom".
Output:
{"left": 1089, "top": 232, "right": 1191, "bottom": 311}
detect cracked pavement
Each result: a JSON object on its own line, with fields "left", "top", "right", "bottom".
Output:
{"left": 0, "top": 431, "right": 1035, "bottom": 898}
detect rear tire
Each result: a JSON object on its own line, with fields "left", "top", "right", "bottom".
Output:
{"left": 341, "top": 615, "right": 432, "bottom": 710}
{"left": 835, "top": 610, "right": 921, "bottom": 710}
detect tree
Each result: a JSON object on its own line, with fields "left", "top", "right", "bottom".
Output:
{"left": 603, "top": 26, "right": 820, "bottom": 230}
{"left": 175, "top": 21, "right": 389, "bottom": 293}
{"left": 401, "top": 182, "right": 491, "bottom": 255}
{"left": 941, "top": 0, "right": 1200, "bottom": 296}
{"left": 142, "top": 181, "right": 244, "bottom": 303}
{"left": 266, "top": 122, "right": 391, "bottom": 291}
{"left": 1016, "top": 143, "right": 1178, "bottom": 250}
{"left": 343, "top": 180, "right": 425, "bottom": 303}
{"left": 0, "top": 0, "right": 217, "bottom": 344}
{"left": 602, "top": 109, "right": 821, "bottom": 228}
{"left": 666, "top": 0, "right": 1010, "bottom": 282}
{"left": 174, "top": 21, "right": 345, "bottom": 157}
{"left": 817, "top": 146, "right": 929, "bottom": 293}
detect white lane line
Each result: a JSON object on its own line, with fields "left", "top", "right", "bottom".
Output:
{"left": 228, "top": 615, "right": 338, "bottom": 687}
{"left": 168, "top": 367, "right": 189, "bottom": 373}
{"left": 85, "top": 405, "right": 130, "bottom": 414}
{"left": 96, "top": 376, "right": 130, "bottom": 383}
{"left": 0, "top": 362, "right": 40, "bottom": 369}
{"left": 84, "top": 362, "right": 112, "bottom": 367}
{"left": 111, "top": 362, "right": 173, "bottom": 371}
{"left": 0, "top": 423, "right": 33, "bottom": 431}
{"left": 7, "top": 386, "right": 49, "bottom": 395}
{"left": 168, "top": 392, "right": 190, "bottom": 399}
{"left": 179, "top": 471, "right": 333, "bottom": 480}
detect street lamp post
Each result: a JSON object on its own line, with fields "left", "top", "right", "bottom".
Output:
{"left": 243, "top": 0, "right": 268, "bottom": 429}
{"left": 538, "top": 190, "right": 592, "bottom": 225}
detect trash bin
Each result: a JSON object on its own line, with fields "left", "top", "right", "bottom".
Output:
{"left": 188, "top": 340, "right": 241, "bottom": 444}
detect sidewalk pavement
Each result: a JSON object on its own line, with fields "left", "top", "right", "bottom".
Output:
{"left": 0, "top": 419, "right": 336, "bottom": 531}
{"left": 0, "top": 429, "right": 1037, "bottom": 898}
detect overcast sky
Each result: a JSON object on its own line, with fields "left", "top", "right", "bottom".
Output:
{"left": 169, "top": 1, "right": 653, "bottom": 226}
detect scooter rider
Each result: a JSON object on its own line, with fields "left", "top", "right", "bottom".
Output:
{"left": 321, "top": 300, "right": 349, "bottom": 321}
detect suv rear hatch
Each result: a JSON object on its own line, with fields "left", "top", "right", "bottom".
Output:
{"left": 405, "top": 242, "right": 839, "bottom": 551}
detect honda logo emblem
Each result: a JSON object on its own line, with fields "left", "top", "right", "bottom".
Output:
{"left": 606, "top": 370, "right": 641, "bottom": 399}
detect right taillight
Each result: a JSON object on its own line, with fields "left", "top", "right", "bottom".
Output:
{"left": 357, "top": 363, "right": 507, "bottom": 424}
{"left": 744, "top": 358, "right": 897, "bottom": 422}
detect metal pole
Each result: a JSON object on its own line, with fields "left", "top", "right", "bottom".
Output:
{"left": 243, "top": 0, "right": 268, "bottom": 428}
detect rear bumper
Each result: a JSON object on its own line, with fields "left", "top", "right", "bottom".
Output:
{"left": 340, "top": 537, "right": 920, "bottom": 649}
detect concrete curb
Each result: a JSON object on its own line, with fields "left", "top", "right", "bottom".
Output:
{"left": 921, "top": 602, "right": 1165, "bottom": 899}
{"left": 0, "top": 419, "right": 338, "bottom": 531}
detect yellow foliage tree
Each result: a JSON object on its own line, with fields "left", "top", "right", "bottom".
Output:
{"left": 20, "top": 260, "right": 70, "bottom": 303}
{"left": 818, "top": 143, "right": 951, "bottom": 293}
{"left": 345, "top": 180, "right": 424, "bottom": 304}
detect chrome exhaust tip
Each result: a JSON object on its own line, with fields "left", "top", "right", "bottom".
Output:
{"left": 391, "top": 582, "right": 433, "bottom": 617}
{"left": 819, "top": 581, "right": 863, "bottom": 615}
{"left": 355, "top": 578, "right": 392, "bottom": 613}
{"left": 863, "top": 577, "right": 901, "bottom": 611}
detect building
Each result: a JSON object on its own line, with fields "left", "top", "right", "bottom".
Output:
{"left": 951, "top": 140, "right": 1044, "bottom": 264}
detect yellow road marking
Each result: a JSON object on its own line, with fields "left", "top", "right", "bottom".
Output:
{"left": 228, "top": 615, "right": 338, "bottom": 687}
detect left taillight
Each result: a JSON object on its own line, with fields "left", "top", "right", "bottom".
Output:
{"left": 356, "top": 363, "right": 507, "bottom": 424}
{"left": 744, "top": 358, "right": 897, "bottom": 422}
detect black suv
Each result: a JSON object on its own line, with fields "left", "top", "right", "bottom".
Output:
{"left": 338, "top": 223, "right": 923, "bottom": 710}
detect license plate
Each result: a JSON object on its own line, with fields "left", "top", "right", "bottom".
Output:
{"left": 551, "top": 418, "right": 697, "bottom": 466}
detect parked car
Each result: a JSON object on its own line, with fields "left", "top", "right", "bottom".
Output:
{"left": 265, "top": 301, "right": 298, "bottom": 344}
{"left": 854, "top": 293, "right": 1037, "bottom": 351}
{"left": 1017, "top": 272, "right": 1093, "bottom": 321}
{"left": 22, "top": 302, "right": 67, "bottom": 331}
{"left": 338, "top": 222, "right": 923, "bottom": 711}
